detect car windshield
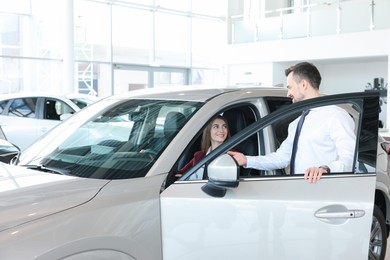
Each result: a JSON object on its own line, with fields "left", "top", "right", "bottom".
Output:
{"left": 18, "top": 98, "right": 202, "bottom": 179}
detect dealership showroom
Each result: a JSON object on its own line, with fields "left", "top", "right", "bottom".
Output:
{"left": 1, "top": 0, "right": 390, "bottom": 259}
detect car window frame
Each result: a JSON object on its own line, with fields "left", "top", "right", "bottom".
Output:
{"left": 179, "top": 92, "right": 380, "bottom": 181}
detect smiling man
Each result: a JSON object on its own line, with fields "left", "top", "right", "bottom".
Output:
{"left": 228, "top": 61, "right": 356, "bottom": 183}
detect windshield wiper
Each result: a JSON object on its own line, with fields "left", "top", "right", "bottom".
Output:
{"left": 23, "top": 164, "right": 72, "bottom": 176}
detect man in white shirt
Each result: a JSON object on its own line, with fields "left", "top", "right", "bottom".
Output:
{"left": 228, "top": 62, "right": 356, "bottom": 184}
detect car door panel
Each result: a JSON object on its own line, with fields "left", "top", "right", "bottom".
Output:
{"left": 0, "top": 116, "right": 39, "bottom": 149}
{"left": 161, "top": 92, "right": 379, "bottom": 260}
{"left": 161, "top": 175, "right": 374, "bottom": 260}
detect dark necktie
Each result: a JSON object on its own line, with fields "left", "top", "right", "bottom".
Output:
{"left": 290, "top": 110, "right": 310, "bottom": 175}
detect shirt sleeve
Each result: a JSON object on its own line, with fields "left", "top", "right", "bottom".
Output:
{"left": 245, "top": 119, "right": 297, "bottom": 170}
{"left": 327, "top": 110, "right": 356, "bottom": 172}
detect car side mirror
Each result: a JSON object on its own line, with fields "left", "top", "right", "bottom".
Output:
{"left": 0, "top": 138, "right": 21, "bottom": 164}
{"left": 381, "top": 141, "right": 390, "bottom": 155}
{"left": 201, "top": 154, "right": 239, "bottom": 197}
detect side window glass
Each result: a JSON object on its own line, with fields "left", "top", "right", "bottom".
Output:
{"left": 265, "top": 97, "right": 292, "bottom": 113}
{"left": 174, "top": 105, "right": 259, "bottom": 181}
{"left": 8, "top": 98, "right": 37, "bottom": 118}
{"left": 0, "top": 100, "right": 9, "bottom": 114}
{"left": 264, "top": 97, "right": 294, "bottom": 149}
{"left": 44, "top": 99, "right": 74, "bottom": 120}
{"left": 254, "top": 101, "right": 359, "bottom": 177}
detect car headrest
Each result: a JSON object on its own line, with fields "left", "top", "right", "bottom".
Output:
{"left": 223, "top": 109, "right": 247, "bottom": 135}
{"left": 164, "top": 111, "right": 186, "bottom": 137}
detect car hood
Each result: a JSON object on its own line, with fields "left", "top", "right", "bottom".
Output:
{"left": 0, "top": 163, "right": 109, "bottom": 232}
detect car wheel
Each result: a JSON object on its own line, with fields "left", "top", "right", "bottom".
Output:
{"left": 369, "top": 205, "right": 387, "bottom": 260}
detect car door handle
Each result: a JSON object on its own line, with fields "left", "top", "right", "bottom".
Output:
{"left": 315, "top": 210, "right": 365, "bottom": 219}
{"left": 314, "top": 205, "right": 365, "bottom": 224}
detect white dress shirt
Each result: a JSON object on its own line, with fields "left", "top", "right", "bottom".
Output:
{"left": 246, "top": 105, "right": 356, "bottom": 174}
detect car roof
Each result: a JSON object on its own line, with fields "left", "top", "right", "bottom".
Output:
{"left": 65, "top": 93, "right": 100, "bottom": 101}
{"left": 0, "top": 92, "right": 98, "bottom": 101}
{"left": 107, "top": 86, "right": 289, "bottom": 102}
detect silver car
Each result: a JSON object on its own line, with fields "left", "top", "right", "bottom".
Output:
{"left": 0, "top": 87, "right": 386, "bottom": 260}
{"left": 0, "top": 93, "right": 99, "bottom": 151}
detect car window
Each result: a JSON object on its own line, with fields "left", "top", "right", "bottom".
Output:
{"left": 173, "top": 104, "right": 259, "bottom": 182}
{"left": 44, "top": 98, "right": 75, "bottom": 120}
{"left": 8, "top": 98, "right": 37, "bottom": 118}
{"left": 179, "top": 96, "right": 370, "bottom": 182}
{"left": 256, "top": 101, "right": 361, "bottom": 177}
{"left": 263, "top": 97, "right": 295, "bottom": 147}
{"left": 0, "top": 125, "right": 6, "bottom": 140}
{"left": 0, "top": 100, "right": 8, "bottom": 114}
{"left": 20, "top": 99, "right": 202, "bottom": 180}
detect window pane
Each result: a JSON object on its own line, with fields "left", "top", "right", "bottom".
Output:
{"left": 28, "top": 0, "right": 63, "bottom": 59}
{"left": 0, "top": 14, "right": 22, "bottom": 56}
{"left": 112, "top": 7, "right": 151, "bottom": 64}
{"left": 191, "top": 68, "right": 224, "bottom": 86}
{"left": 114, "top": 69, "right": 148, "bottom": 94}
{"left": 75, "top": 1, "right": 111, "bottom": 62}
{"left": 192, "top": 18, "right": 225, "bottom": 68}
{"left": 9, "top": 98, "right": 37, "bottom": 118}
{"left": 0, "top": 0, "right": 30, "bottom": 14}
{"left": 192, "top": 0, "right": 227, "bottom": 17}
{"left": 154, "top": 71, "right": 186, "bottom": 87}
{"left": 0, "top": 101, "right": 8, "bottom": 113}
{"left": 155, "top": 13, "right": 188, "bottom": 66}
{"left": 155, "top": 0, "right": 190, "bottom": 11}
{"left": 0, "top": 57, "right": 63, "bottom": 93}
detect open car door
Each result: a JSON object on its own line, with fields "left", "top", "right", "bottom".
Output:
{"left": 160, "top": 92, "right": 380, "bottom": 260}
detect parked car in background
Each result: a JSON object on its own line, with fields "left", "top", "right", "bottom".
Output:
{"left": 0, "top": 93, "right": 99, "bottom": 151}
{"left": 0, "top": 87, "right": 386, "bottom": 260}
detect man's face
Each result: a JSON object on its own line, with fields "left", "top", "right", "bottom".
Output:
{"left": 286, "top": 72, "right": 305, "bottom": 103}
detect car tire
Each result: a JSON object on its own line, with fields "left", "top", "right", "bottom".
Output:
{"left": 369, "top": 205, "right": 387, "bottom": 260}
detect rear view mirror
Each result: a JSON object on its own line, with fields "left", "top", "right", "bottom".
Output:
{"left": 201, "top": 154, "right": 239, "bottom": 197}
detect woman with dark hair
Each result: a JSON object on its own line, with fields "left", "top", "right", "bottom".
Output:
{"left": 177, "top": 115, "right": 230, "bottom": 180}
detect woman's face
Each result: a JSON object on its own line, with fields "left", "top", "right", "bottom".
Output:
{"left": 210, "top": 118, "right": 228, "bottom": 144}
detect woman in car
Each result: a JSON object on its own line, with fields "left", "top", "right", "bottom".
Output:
{"left": 176, "top": 115, "right": 231, "bottom": 180}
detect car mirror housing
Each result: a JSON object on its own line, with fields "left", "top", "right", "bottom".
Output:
{"left": 201, "top": 154, "right": 240, "bottom": 198}
{"left": 0, "top": 138, "right": 21, "bottom": 164}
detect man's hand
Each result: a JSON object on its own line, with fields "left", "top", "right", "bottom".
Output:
{"left": 227, "top": 151, "right": 247, "bottom": 166}
{"left": 304, "top": 167, "right": 328, "bottom": 184}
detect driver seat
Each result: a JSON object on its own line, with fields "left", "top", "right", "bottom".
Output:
{"left": 148, "top": 111, "right": 187, "bottom": 154}
{"left": 223, "top": 108, "right": 257, "bottom": 176}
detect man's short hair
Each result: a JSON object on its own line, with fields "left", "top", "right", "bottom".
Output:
{"left": 285, "top": 62, "right": 322, "bottom": 89}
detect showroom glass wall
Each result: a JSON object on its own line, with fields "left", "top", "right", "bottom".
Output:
{"left": 228, "top": 0, "right": 389, "bottom": 44}
{"left": 0, "top": 0, "right": 226, "bottom": 97}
